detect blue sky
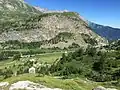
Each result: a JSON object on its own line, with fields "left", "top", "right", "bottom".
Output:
{"left": 25, "top": 0, "right": 120, "bottom": 28}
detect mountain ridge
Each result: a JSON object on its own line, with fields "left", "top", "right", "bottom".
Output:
{"left": 88, "top": 22, "right": 120, "bottom": 40}
{"left": 0, "top": 0, "right": 41, "bottom": 21}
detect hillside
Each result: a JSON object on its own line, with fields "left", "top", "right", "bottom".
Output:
{"left": 88, "top": 22, "right": 120, "bottom": 40}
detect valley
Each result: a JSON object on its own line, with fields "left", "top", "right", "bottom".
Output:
{"left": 0, "top": 42, "right": 120, "bottom": 90}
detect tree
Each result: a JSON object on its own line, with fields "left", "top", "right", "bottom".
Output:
{"left": 13, "top": 53, "right": 21, "bottom": 61}
{"left": 85, "top": 46, "right": 96, "bottom": 57}
{"left": 60, "top": 53, "right": 67, "bottom": 64}
{"left": 2, "top": 67, "right": 13, "bottom": 79}
{"left": 113, "top": 69, "right": 120, "bottom": 80}
{"left": 93, "top": 53, "right": 109, "bottom": 74}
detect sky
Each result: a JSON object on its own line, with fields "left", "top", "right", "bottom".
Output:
{"left": 25, "top": 0, "right": 120, "bottom": 28}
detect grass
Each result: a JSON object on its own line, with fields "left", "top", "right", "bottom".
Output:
{"left": 34, "top": 52, "right": 63, "bottom": 63}
{"left": 21, "top": 51, "right": 63, "bottom": 64}
{"left": 2, "top": 74, "right": 99, "bottom": 90}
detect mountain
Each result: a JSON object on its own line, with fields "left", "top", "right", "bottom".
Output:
{"left": 0, "top": 12, "right": 108, "bottom": 48}
{"left": 88, "top": 22, "right": 120, "bottom": 41}
{"left": 0, "top": 0, "right": 41, "bottom": 21}
{"left": 0, "top": 0, "right": 108, "bottom": 49}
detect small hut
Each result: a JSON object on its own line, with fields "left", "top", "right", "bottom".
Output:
{"left": 29, "top": 67, "right": 36, "bottom": 74}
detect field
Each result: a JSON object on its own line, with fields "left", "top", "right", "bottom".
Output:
{"left": 0, "top": 51, "right": 64, "bottom": 70}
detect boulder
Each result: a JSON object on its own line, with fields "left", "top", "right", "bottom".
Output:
{"left": 93, "top": 86, "right": 118, "bottom": 90}
{"left": 93, "top": 86, "right": 106, "bottom": 90}
{"left": 0, "top": 82, "right": 9, "bottom": 89}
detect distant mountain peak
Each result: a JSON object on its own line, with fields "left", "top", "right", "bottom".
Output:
{"left": 34, "top": 6, "right": 69, "bottom": 13}
{"left": 34, "top": 6, "right": 48, "bottom": 12}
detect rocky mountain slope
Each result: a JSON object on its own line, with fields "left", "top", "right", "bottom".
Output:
{"left": 88, "top": 22, "right": 120, "bottom": 40}
{"left": 0, "top": 0, "right": 108, "bottom": 49}
{"left": 0, "top": 0, "right": 41, "bottom": 21}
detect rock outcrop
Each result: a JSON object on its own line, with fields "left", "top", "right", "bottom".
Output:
{"left": 9, "top": 81, "right": 62, "bottom": 90}
{"left": 93, "top": 86, "right": 117, "bottom": 90}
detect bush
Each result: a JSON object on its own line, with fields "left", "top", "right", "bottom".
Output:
{"left": 2, "top": 67, "right": 13, "bottom": 79}
{"left": 13, "top": 53, "right": 21, "bottom": 61}
{"left": 87, "top": 71, "right": 112, "bottom": 82}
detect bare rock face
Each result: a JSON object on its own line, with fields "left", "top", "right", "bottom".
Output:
{"left": 0, "top": 12, "right": 108, "bottom": 48}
